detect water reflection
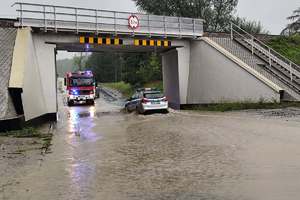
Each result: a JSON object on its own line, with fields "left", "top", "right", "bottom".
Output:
{"left": 67, "top": 105, "right": 101, "bottom": 142}
{"left": 66, "top": 105, "right": 99, "bottom": 197}
{"left": 89, "top": 106, "right": 96, "bottom": 118}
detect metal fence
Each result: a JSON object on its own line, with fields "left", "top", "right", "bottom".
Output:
{"left": 231, "top": 23, "right": 300, "bottom": 82}
{"left": 12, "top": 2, "right": 204, "bottom": 38}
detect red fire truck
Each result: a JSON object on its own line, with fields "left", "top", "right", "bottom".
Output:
{"left": 65, "top": 71, "right": 96, "bottom": 106}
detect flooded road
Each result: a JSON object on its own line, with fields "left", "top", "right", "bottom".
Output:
{"left": 1, "top": 94, "right": 300, "bottom": 200}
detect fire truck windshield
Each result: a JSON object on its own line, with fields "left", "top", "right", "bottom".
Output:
{"left": 70, "top": 78, "right": 94, "bottom": 87}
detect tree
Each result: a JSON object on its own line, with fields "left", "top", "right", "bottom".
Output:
{"left": 135, "top": 53, "right": 162, "bottom": 85}
{"left": 73, "top": 53, "right": 84, "bottom": 71}
{"left": 210, "top": 0, "right": 238, "bottom": 32}
{"left": 132, "top": 0, "right": 238, "bottom": 32}
{"left": 120, "top": 52, "right": 162, "bottom": 87}
{"left": 85, "top": 52, "right": 122, "bottom": 83}
{"left": 282, "top": 8, "right": 300, "bottom": 36}
{"left": 231, "top": 17, "right": 269, "bottom": 34}
{"left": 133, "top": 0, "right": 269, "bottom": 34}
{"left": 84, "top": 51, "right": 163, "bottom": 87}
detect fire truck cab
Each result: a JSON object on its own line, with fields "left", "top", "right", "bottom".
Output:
{"left": 65, "top": 71, "right": 96, "bottom": 106}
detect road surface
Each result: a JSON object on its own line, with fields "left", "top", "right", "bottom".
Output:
{"left": 1, "top": 93, "right": 300, "bottom": 200}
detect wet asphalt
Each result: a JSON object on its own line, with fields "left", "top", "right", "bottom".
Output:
{"left": 1, "top": 94, "right": 300, "bottom": 200}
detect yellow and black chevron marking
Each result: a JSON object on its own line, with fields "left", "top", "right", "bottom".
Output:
{"left": 79, "top": 36, "right": 123, "bottom": 45}
{"left": 134, "top": 39, "right": 171, "bottom": 47}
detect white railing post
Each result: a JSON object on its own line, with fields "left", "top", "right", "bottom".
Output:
{"left": 251, "top": 36, "right": 254, "bottom": 54}
{"left": 43, "top": 5, "right": 47, "bottom": 32}
{"left": 114, "top": 11, "right": 117, "bottom": 35}
{"left": 290, "top": 62, "right": 293, "bottom": 82}
{"left": 230, "top": 23, "right": 233, "bottom": 40}
{"left": 148, "top": 14, "right": 151, "bottom": 37}
{"left": 178, "top": 17, "right": 182, "bottom": 38}
{"left": 193, "top": 18, "right": 196, "bottom": 38}
{"left": 269, "top": 48, "right": 271, "bottom": 66}
{"left": 163, "top": 16, "right": 166, "bottom": 38}
{"left": 54, "top": 6, "right": 57, "bottom": 32}
{"left": 19, "top": 3, "right": 23, "bottom": 27}
{"left": 75, "top": 8, "right": 78, "bottom": 34}
{"left": 95, "top": 9, "right": 98, "bottom": 35}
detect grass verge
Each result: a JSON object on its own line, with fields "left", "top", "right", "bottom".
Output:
{"left": 267, "top": 34, "right": 300, "bottom": 65}
{"left": 0, "top": 126, "right": 53, "bottom": 153}
{"left": 0, "top": 127, "right": 41, "bottom": 137}
{"left": 102, "top": 81, "right": 163, "bottom": 98}
{"left": 144, "top": 81, "right": 163, "bottom": 92}
{"left": 183, "top": 102, "right": 300, "bottom": 112}
{"left": 102, "top": 82, "right": 133, "bottom": 98}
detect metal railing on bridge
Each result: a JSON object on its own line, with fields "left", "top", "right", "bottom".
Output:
{"left": 230, "top": 23, "right": 300, "bottom": 82}
{"left": 12, "top": 2, "right": 204, "bottom": 38}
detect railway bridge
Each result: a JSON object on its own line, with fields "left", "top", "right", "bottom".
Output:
{"left": 1, "top": 2, "right": 299, "bottom": 129}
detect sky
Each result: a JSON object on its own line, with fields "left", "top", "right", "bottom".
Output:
{"left": 237, "top": 0, "right": 298, "bottom": 35}
{"left": 1, "top": 0, "right": 298, "bottom": 59}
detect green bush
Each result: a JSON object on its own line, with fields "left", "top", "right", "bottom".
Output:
{"left": 268, "top": 34, "right": 300, "bottom": 65}
{"left": 184, "top": 101, "right": 300, "bottom": 112}
{"left": 102, "top": 82, "right": 133, "bottom": 98}
{"left": 144, "top": 81, "right": 163, "bottom": 92}
{"left": 103, "top": 81, "right": 164, "bottom": 98}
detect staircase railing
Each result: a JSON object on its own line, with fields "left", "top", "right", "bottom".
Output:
{"left": 230, "top": 23, "right": 300, "bottom": 82}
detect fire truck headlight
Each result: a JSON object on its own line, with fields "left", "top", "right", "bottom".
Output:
{"left": 71, "top": 90, "right": 79, "bottom": 95}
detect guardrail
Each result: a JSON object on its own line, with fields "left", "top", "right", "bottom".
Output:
{"left": 12, "top": 2, "right": 204, "bottom": 38}
{"left": 230, "top": 23, "right": 300, "bottom": 82}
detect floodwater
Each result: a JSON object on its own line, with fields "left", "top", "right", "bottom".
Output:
{"left": 1, "top": 94, "right": 300, "bottom": 200}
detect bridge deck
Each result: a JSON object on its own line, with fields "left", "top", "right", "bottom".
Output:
{"left": 13, "top": 2, "right": 204, "bottom": 38}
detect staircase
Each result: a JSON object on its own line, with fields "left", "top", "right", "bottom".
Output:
{"left": 0, "top": 28, "right": 18, "bottom": 120}
{"left": 209, "top": 24, "right": 300, "bottom": 101}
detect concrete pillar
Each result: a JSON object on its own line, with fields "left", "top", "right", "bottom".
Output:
{"left": 162, "top": 49, "right": 180, "bottom": 109}
{"left": 176, "top": 41, "right": 191, "bottom": 105}
{"left": 162, "top": 41, "right": 191, "bottom": 109}
{"left": 32, "top": 35, "right": 57, "bottom": 118}
{"left": 9, "top": 28, "right": 57, "bottom": 121}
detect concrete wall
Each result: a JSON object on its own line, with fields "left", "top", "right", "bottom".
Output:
{"left": 0, "top": 28, "right": 18, "bottom": 120}
{"left": 176, "top": 41, "right": 191, "bottom": 104}
{"left": 162, "top": 49, "right": 180, "bottom": 108}
{"left": 187, "top": 40, "right": 281, "bottom": 104}
{"left": 31, "top": 34, "right": 57, "bottom": 117}
{"left": 9, "top": 28, "right": 57, "bottom": 121}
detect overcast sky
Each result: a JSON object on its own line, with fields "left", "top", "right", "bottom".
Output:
{"left": 1, "top": 0, "right": 298, "bottom": 59}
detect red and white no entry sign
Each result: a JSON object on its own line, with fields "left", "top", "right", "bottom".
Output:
{"left": 128, "top": 15, "right": 139, "bottom": 30}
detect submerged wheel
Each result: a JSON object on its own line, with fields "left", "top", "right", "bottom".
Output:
{"left": 87, "top": 100, "right": 95, "bottom": 106}
{"left": 67, "top": 100, "right": 74, "bottom": 107}
{"left": 162, "top": 109, "right": 169, "bottom": 114}
{"left": 136, "top": 106, "right": 145, "bottom": 115}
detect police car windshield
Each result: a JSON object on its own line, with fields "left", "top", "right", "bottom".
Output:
{"left": 144, "top": 92, "right": 164, "bottom": 99}
{"left": 70, "top": 78, "right": 94, "bottom": 86}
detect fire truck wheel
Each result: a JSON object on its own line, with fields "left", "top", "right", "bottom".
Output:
{"left": 87, "top": 100, "right": 95, "bottom": 105}
{"left": 67, "top": 100, "right": 74, "bottom": 107}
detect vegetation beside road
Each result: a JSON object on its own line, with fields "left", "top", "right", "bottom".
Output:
{"left": 133, "top": 0, "right": 267, "bottom": 34}
{"left": 144, "top": 81, "right": 164, "bottom": 92}
{"left": 102, "top": 81, "right": 163, "bottom": 98}
{"left": 102, "top": 82, "right": 133, "bottom": 98}
{"left": 268, "top": 34, "right": 300, "bottom": 66}
{"left": 183, "top": 101, "right": 300, "bottom": 112}
{"left": 0, "top": 126, "right": 53, "bottom": 153}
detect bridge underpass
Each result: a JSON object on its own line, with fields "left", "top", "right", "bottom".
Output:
{"left": 1, "top": 2, "right": 292, "bottom": 128}
{"left": 8, "top": 28, "right": 194, "bottom": 122}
